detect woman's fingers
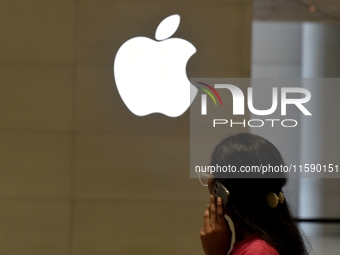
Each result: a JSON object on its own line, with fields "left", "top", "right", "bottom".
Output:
{"left": 209, "top": 195, "right": 217, "bottom": 226}
{"left": 200, "top": 197, "right": 231, "bottom": 255}
{"left": 216, "top": 197, "right": 225, "bottom": 225}
{"left": 203, "top": 204, "right": 211, "bottom": 232}
{"left": 202, "top": 196, "right": 225, "bottom": 234}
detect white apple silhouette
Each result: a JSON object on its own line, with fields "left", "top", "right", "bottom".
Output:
{"left": 114, "top": 14, "right": 198, "bottom": 117}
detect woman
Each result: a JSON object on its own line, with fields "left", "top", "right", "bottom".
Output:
{"left": 200, "top": 133, "right": 308, "bottom": 255}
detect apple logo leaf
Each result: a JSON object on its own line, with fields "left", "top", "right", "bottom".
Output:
{"left": 155, "top": 14, "right": 180, "bottom": 41}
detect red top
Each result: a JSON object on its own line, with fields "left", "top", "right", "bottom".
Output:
{"left": 229, "top": 234, "right": 279, "bottom": 255}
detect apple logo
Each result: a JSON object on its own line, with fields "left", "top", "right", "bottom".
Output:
{"left": 114, "top": 14, "right": 198, "bottom": 117}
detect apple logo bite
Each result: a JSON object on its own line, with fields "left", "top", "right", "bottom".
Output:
{"left": 114, "top": 14, "right": 198, "bottom": 117}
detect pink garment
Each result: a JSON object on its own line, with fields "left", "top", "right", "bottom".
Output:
{"left": 229, "top": 234, "right": 279, "bottom": 255}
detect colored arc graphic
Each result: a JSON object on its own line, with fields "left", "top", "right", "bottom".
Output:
{"left": 196, "top": 82, "right": 223, "bottom": 106}
{"left": 198, "top": 88, "right": 217, "bottom": 105}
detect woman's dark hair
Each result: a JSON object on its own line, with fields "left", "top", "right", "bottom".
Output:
{"left": 211, "top": 133, "right": 308, "bottom": 255}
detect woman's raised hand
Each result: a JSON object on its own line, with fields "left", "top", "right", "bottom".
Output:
{"left": 200, "top": 195, "right": 231, "bottom": 255}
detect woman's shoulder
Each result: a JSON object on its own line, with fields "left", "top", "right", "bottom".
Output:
{"left": 229, "top": 234, "right": 279, "bottom": 255}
